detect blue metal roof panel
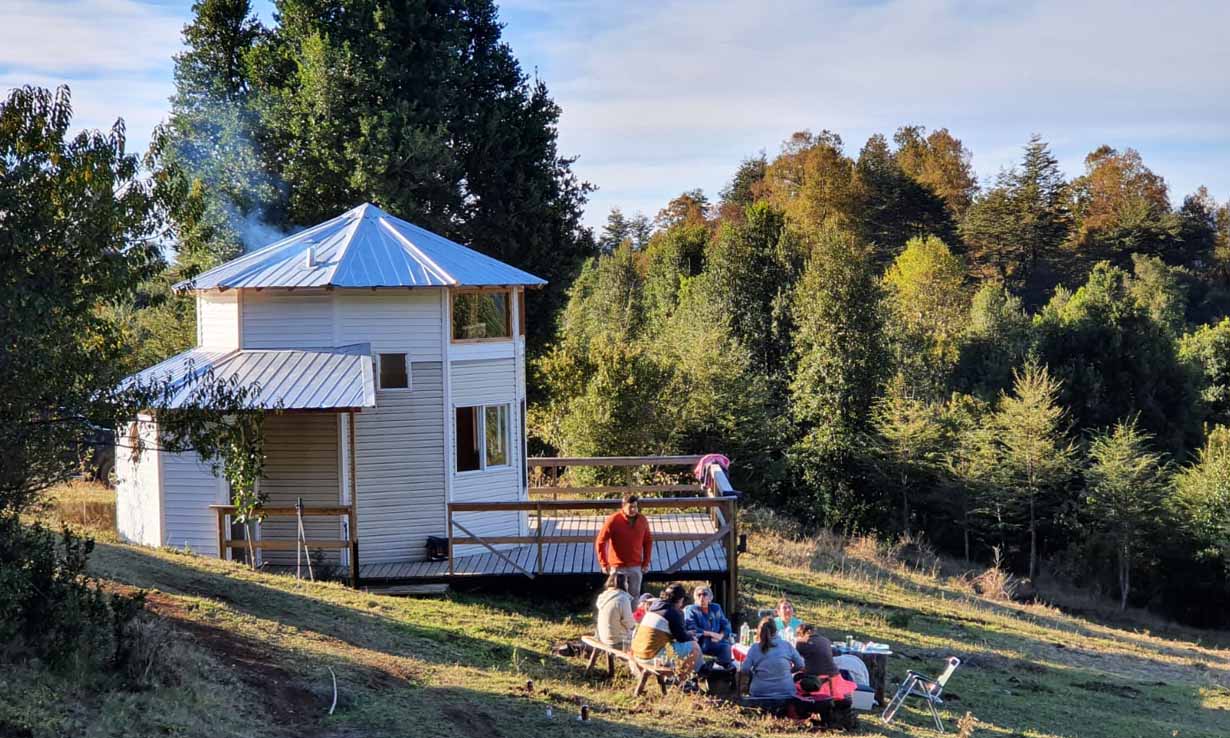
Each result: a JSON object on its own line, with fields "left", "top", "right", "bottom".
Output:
{"left": 176, "top": 203, "right": 546, "bottom": 290}
{"left": 119, "top": 344, "right": 376, "bottom": 411}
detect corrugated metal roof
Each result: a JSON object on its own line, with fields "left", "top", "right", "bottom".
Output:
{"left": 175, "top": 203, "right": 547, "bottom": 291}
{"left": 123, "top": 344, "right": 376, "bottom": 411}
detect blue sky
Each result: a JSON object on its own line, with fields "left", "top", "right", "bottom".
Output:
{"left": 3, "top": 0, "right": 1227, "bottom": 229}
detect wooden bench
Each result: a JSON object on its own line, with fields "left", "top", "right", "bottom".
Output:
{"left": 580, "top": 636, "right": 673, "bottom": 697}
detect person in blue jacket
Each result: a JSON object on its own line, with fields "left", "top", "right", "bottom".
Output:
{"left": 683, "top": 585, "right": 734, "bottom": 668}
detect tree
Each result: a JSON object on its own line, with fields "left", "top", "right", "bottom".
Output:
{"left": 654, "top": 189, "right": 710, "bottom": 230}
{"left": 1180, "top": 318, "right": 1230, "bottom": 427}
{"left": 0, "top": 86, "right": 160, "bottom": 514}
{"left": 1172, "top": 426, "right": 1230, "bottom": 567}
{"left": 883, "top": 235, "right": 969, "bottom": 397}
{"left": 994, "top": 363, "right": 1076, "bottom": 578}
{"left": 961, "top": 186, "right": 1026, "bottom": 284}
{"left": 942, "top": 396, "right": 998, "bottom": 560}
{"left": 853, "top": 134, "right": 955, "bottom": 258}
{"left": 788, "top": 226, "right": 888, "bottom": 524}
{"left": 598, "top": 207, "right": 651, "bottom": 253}
{"left": 763, "top": 130, "right": 859, "bottom": 236}
{"left": 954, "top": 283, "right": 1033, "bottom": 398}
{"left": 1070, "top": 146, "right": 1182, "bottom": 265}
{"left": 894, "top": 126, "right": 977, "bottom": 221}
{"left": 1085, "top": 419, "right": 1169, "bottom": 610}
{"left": 872, "top": 375, "right": 948, "bottom": 534}
{"left": 718, "top": 153, "right": 767, "bottom": 221}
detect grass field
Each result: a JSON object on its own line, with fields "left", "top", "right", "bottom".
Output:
{"left": 4, "top": 483, "right": 1228, "bottom": 738}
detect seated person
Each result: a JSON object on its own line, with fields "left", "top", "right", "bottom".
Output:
{"left": 633, "top": 593, "right": 654, "bottom": 623}
{"left": 631, "top": 583, "right": 701, "bottom": 683}
{"left": 683, "top": 585, "right": 734, "bottom": 669}
{"left": 794, "top": 624, "right": 855, "bottom": 700}
{"left": 737, "top": 616, "right": 804, "bottom": 700}
{"left": 595, "top": 571, "right": 635, "bottom": 651}
{"left": 773, "top": 597, "right": 803, "bottom": 636}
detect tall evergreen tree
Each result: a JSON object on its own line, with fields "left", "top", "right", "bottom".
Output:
{"left": 994, "top": 363, "right": 1076, "bottom": 578}
{"left": 1085, "top": 419, "right": 1169, "bottom": 610}
{"left": 854, "top": 134, "right": 955, "bottom": 258}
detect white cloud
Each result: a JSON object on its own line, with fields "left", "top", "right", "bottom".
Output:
{"left": 0, "top": 0, "right": 188, "bottom": 156}
{"left": 504, "top": 0, "right": 1230, "bottom": 225}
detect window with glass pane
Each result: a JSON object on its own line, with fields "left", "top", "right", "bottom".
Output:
{"left": 452, "top": 291, "right": 510, "bottom": 340}
{"left": 484, "top": 405, "right": 508, "bottom": 467}
{"left": 455, "top": 407, "right": 480, "bottom": 472}
{"left": 378, "top": 353, "right": 408, "bottom": 389}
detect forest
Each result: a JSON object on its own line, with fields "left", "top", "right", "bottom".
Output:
{"left": 5, "top": 0, "right": 1230, "bottom": 630}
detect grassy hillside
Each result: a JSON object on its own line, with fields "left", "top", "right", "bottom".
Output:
{"left": 4, "top": 484, "right": 1228, "bottom": 738}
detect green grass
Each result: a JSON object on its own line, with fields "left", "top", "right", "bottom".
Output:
{"left": 4, "top": 485, "right": 1228, "bottom": 738}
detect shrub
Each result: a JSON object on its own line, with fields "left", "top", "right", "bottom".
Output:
{"left": 0, "top": 515, "right": 145, "bottom": 671}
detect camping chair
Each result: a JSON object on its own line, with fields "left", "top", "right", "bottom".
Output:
{"left": 881, "top": 656, "right": 961, "bottom": 732}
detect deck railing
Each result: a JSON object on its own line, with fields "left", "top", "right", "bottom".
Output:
{"left": 447, "top": 473, "right": 739, "bottom": 610}
{"left": 528, "top": 454, "right": 706, "bottom": 499}
{"left": 210, "top": 503, "right": 359, "bottom": 587}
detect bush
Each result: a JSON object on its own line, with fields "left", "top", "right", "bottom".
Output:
{"left": 0, "top": 515, "right": 145, "bottom": 671}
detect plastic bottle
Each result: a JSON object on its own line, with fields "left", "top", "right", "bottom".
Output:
{"left": 739, "top": 623, "right": 750, "bottom": 645}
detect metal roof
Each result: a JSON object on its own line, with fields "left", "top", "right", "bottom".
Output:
{"left": 123, "top": 344, "right": 376, "bottom": 411}
{"left": 175, "top": 203, "right": 547, "bottom": 291}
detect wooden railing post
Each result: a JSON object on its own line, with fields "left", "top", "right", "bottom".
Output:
{"left": 725, "top": 497, "right": 738, "bottom": 615}
{"left": 349, "top": 539, "right": 360, "bottom": 588}
{"left": 447, "top": 505, "right": 455, "bottom": 576}
{"left": 535, "top": 503, "right": 543, "bottom": 575}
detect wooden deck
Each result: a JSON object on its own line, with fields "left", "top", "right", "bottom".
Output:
{"left": 358, "top": 513, "right": 727, "bottom": 582}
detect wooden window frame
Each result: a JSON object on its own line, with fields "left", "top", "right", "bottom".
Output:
{"left": 449, "top": 287, "right": 513, "bottom": 343}
{"left": 454, "top": 402, "right": 512, "bottom": 474}
{"left": 376, "top": 352, "right": 412, "bottom": 391}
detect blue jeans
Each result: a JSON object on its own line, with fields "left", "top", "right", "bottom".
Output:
{"left": 699, "top": 638, "right": 733, "bottom": 667}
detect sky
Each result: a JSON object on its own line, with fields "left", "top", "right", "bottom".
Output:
{"left": 2, "top": 0, "right": 1227, "bottom": 230}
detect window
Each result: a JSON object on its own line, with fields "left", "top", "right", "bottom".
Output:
{"left": 378, "top": 353, "right": 409, "bottom": 389}
{"left": 451, "top": 291, "right": 510, "bottom": 340}
{"left": 455, "top": 403, "right": 510, "bottom": 472}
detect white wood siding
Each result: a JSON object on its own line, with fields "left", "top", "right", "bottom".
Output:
{"left": 258, "top": 413, "right": 341, "bottom": 565}
{"left": 160, "top": 446, "right": 224, "bottom": 555}
{"left": 115, "top": 419, "right": 161, "bottom": 547}
{"left": 197, "top": 291, "right": 240, "bottom": 348}
{"left": 335, "top": 290, "right": 442, "bottom": 362}
{"left": 449, "top": 358, "right": 522, "bottom": 549}
{"left": 355, "top": 362, "right": 447, "bottom": 563}
{"left": 241, "top": 290, "right": 333, "bottom": 348}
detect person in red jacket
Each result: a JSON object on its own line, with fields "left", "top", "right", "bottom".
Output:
{"left": 595, "top": 494, "right": 653, "bottom": 595}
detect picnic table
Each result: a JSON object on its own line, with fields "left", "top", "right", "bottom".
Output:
{"left": 731, "top": 640, "right": 892, "bottom": 707}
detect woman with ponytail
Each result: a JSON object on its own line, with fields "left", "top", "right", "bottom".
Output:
{"left": 736, "top": 616, "right": 804, "bottom": 699}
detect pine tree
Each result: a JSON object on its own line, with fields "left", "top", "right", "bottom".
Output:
{"left": 1012, "top": 135, "right": 1071, "bottom": 279}
{"left": 872, "top": 375, "right": 948, "bottom": 534}
{"left": 994, "top": 363, "right": 1076, "bottom": 578}
{"left": 1085, "top": 419, "right": 1168, "bottom": 610}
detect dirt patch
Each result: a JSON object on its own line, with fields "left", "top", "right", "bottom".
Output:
{"left": 1071, "top": 680, "right": 1142, "bottom": 698}
{"left": 441, "top": 704, "right": 503, "bottom": 738}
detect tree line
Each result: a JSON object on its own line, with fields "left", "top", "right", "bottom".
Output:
{"left": 537, "top": 130, "right": 1230, "bottom": 625}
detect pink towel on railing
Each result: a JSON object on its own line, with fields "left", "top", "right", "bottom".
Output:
{"left": 693, "top": 453, "right": 731, "bottom": 482}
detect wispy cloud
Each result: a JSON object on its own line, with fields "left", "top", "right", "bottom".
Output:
{"left": 0, "top": 0, "right": 187, "bottom": 155}
{"left": 502, "top": 0, "right": 1230, "bottom": 224}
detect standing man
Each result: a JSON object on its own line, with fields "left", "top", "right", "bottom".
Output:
{"left": 595, "top": 494, "right": 653, "bottom": 596}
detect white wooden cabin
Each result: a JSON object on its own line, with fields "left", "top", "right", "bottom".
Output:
{"left": 115, "top": 203, "right": 542, "bottom": 568}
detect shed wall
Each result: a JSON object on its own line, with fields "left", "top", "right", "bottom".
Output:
{"left": 197, "top": 291, "right": 240, "bottom": 348}
{"left": 354, "top": 361, "right": 447, "bottom": 563}
{"left": 258, "top": 413, "right": 342, "bottom": 565}
{"left": 241, "top": 290, "right": 333, "bottom": 348}
{"left": 449, "top": 357, "right": 523, "bottom": 550}
{"left": 160, "top": 448, "right": 224, "bottom": 556}
{"left": 115, "top": 420, "right": 161, "bottom": 548}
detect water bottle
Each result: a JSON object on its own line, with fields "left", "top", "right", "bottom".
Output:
{"left": 739, "top": 623, "right": 750, "bottom": 646}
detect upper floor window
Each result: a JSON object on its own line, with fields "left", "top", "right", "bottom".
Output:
{"left": 451, "top": 290, "right": 510, "bottom": 341}
{"left": 378, "top": 353, "right": 409, "bottom": 389}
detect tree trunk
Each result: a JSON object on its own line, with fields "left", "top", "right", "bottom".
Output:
{"left": 1028, "top": 494, "right": 1037, "bottom": 580}
{"left": 1119, "top": 542, "right": 1130, "bottom": 611}
{"left": 901, "top": 473, "right": 910, "bottom": 536}
{"left": 245, "top": 520, "right": 256, "bottom": 570}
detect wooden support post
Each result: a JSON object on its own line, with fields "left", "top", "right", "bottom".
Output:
{"left": 725, "top": 498, "right": 738, "bottom": 616}
{"left": 348, "top": 412, "right": 359, "bottom": 588}
{"left": 216, "top": 506, "right": 226, "bottom": 561}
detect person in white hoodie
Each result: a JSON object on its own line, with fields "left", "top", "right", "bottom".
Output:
{"left": 596, "top": 571, "right": 636, "bottom": 651}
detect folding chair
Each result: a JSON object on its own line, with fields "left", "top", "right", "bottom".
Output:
{"left": 881, "top": 656, "right": 961, "bottom": 732}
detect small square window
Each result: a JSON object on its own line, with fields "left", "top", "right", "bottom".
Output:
{"left": 378, "top": 353, "right": 408, "bottom": 389}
